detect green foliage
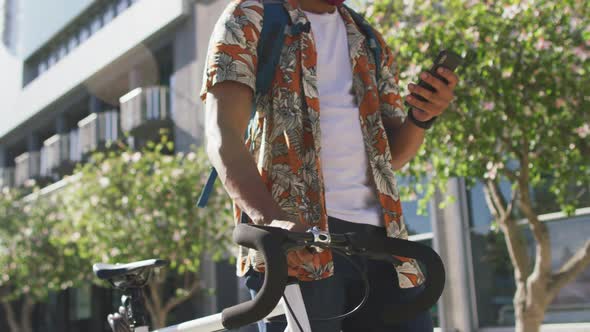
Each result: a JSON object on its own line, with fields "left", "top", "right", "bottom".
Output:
{"left": 368, "top": 0, "right": 590, "bottom": 214}
{"left": 55, "top": 136, "right": 233, "bottom": 279}
{"left": 0, "top": 188, "right": 90, "bottom": 302}
{"left": 0, "top": 134, "right": 232, "bottom": 315}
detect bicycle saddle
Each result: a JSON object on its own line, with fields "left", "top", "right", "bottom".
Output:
{"left": 93, "top": 259, "right": 169, "bottom": 280}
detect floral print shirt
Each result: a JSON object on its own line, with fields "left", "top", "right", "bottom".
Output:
{"left": 201, "top": 0, "right": 424, "bottom": 288}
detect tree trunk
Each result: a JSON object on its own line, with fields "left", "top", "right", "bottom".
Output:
{"left": 515, "top": 305, "right": 544, "bottom": 332}
{"left": 20, "top": 295, "right": 35, "bottom": 332}
{"left": 145, "top": 282, "right": 168, "bottom": 329}
{"left": 1, "top": 302, "right": 19, "bottom": 332}
{"left": 1, "top": 296, "right": 36, "bottom": 332}
{"left": 143, "top": 272, "right": 202, "bottom": 329}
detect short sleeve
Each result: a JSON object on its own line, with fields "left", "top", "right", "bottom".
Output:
{"left": 375, "top": 30, "right": 407, "bottom": 126}
{"left": 199, "top": 0, "right": 263, "bottom": 101}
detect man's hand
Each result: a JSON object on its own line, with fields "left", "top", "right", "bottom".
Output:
{"left": 268, "top": 219, "right": 315, "bottom": 275}
{"left": 268, "top": 219, "right": 309, "bottom": 233}
{"left": 405, "top": 67, "right": 459, "bottom": 122}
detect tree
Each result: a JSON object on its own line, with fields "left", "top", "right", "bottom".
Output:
{"left": 0, "top": 188, "right": 90, "bottom": 332}
{"left": 367, "top": 0, "right": 590, "bottom": 331}
{"left": 56, "top": 136, "right": 233, "bottom": 328}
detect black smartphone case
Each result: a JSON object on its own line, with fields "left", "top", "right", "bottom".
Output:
{"left": 405, "top": 50, "right": 463, "bottom": 110}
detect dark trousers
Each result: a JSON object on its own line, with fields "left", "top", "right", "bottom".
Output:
{"left": 244, "top": 217, "right": 434, "bottom": 332}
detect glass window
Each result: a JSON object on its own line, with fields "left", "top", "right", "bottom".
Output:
{"left": 69, "top": 285, "right": 92, "bottom": 320}
{"left": 90, "top": 14, "right": 102, "bottom": 34}
{"left": 116, "top": 0, "right": 130, "bottom": 14}
{"left": 531, "top": 178, "right": 590, "bottom": 215}
{"left": 397, "top": 176, "right": 432, "bottom": 235}
{"left": 402, "top": 200, "right": 432, "bottom": 235}
{"left": 37, "top": 59, "right": 48, "bottom": 75}
{"left": 58, "top": 42, "right": 68, "bottom": 59}
{"left": 47, "top": 49, "right": 58, "bottom": 66}
{"left": 536, "top": 216, "right": 590, "bottom": 324}
{"left": 467, "top": 180, "right": 512, "bottom": 234}
{"left": 102, "top": 4, "right": 116, "bottom": 25}
{"left": 79, "top": 25, "right": 90, "bottom": 43}
{"left": 470, "top": 201, "right": 590, "bottom": 326}
{"left": 68, "top": 34, "right": 79, "bottom": 51}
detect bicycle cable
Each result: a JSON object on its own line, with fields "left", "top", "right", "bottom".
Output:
{"left": 275, "top": 248, "right": 371, "bottom": 329}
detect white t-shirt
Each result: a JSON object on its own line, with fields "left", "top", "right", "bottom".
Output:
{"left": 304, "top": 9, "right": 382, "bottom": 227}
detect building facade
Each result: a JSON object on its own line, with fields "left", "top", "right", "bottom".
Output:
{"left": 0, "top": 0, "right": 588, "bottom": 331}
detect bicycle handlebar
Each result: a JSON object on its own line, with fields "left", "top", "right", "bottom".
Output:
{"left": 221, "top": 224, "right": 289, "bottom": 329}
{"left": 345, "top": 230, "right": 446, "bottom": 324}
{"left": 221, "top": 224, "right": 446, "bottom": 329}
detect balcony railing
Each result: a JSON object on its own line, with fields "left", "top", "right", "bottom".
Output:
{"left": 69, "top": 129, "right": 82, "bottom": 163}
{"left": 78, "top": 111, "right": 119, "bottom": 156}
{"left": 40, "top": 134, "right": 71, "bottom": 177}
{"left": 14, "top": 151, "right": 41, "bottom": 187}
{"left": 119, "top": 86, "right": 172, "bottom": 133}
{"left": 0, "top": 167, "right": 15, "bottom": 188}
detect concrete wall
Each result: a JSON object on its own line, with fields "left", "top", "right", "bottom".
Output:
{"left": 171, "top": 0, "right": 229, "bottom": 153}
{"left": 1, "top": 0, "right": 188, "bottom": 139}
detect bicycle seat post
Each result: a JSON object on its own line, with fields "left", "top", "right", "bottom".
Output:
{"left": 122, "top": 287, "right": 149, "bottom": 329}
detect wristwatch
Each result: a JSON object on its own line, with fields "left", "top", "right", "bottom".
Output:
{"left": 408, "top": 109, "right": 437, "bottom": 130}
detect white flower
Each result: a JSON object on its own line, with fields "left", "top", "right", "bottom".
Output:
{"left": 574, "top": 123, "right": 589, "bottom": 138}
{"left": 71, "top": 232, "right": 81, "bottom": 242}
{"left": 187, "top": 152, "right": 196, "bottom": 161}
{"left": 90, "top": 195, "right": 100, "bottom": 206}
{"left": 121, "top": 196, "right": 129, "bottom": 206}
{"left": 132, "top": 152, "right": 142, "bottom": 162}
{"left": 172, "top": 169, "right": 183, "bottom": 178}
{"left": 502, "top": 4, "right": 520, "bottom": 19}
{"left": 110, "top": 248, "right": 120, "bottom": 257}
{"left": 101, "top": 162, "right": 111, "bottom": 173}
{"left": 162, "top": 156, "right": 173, "bottom": 163}
{"left": 121, "top": 152, "right": 131, "bottom": 162}
{"left": 99, "top": 177, "right": 110, "bottom": 188}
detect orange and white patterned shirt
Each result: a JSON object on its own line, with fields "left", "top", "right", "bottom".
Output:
{"left": 201, "top": 0, "right": 425, "bottom": 288}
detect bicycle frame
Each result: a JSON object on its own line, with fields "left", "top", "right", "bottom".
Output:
{"left": 152, "top": 284, "right": 308, "bottom": 332}
{"left": 98, "top": 224, "right": 445, "bottom": 332}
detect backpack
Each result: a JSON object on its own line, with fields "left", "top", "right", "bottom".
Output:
{"left": 197, "top": 2, "right": 383, "bottom": 212}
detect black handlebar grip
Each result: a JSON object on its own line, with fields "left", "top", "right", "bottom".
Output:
{"left": 221, "top": 224, "right": 289, "bottom": 330}
{"left": 348, "top": 232, "right": 446, "bottom": 324}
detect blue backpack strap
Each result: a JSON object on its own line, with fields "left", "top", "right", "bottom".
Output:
{"left": 197, "top": 1, "right": 290, "bottom": 209}
{"left": 343, "top": 5, "right": 382, "bottom": 82}
{"left": 256, "top": 0, "right": 290, "bottom": 95}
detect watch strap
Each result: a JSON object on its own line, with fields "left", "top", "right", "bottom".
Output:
{"left": 408, "top": 109, "right": 437, "bottom": 130}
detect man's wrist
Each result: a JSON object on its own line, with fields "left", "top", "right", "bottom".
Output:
{"left": 407, "top": 108, "right": 437, "bottom": 130}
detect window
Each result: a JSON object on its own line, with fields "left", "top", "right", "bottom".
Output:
{"left": 102, "top": 4, "right": 116, "bottom": 25}
{"left": 37, "top": 59, "right": 48, "bottom": 75}
{"left": 47, "top": 49, "right": 58, "bottom": 66}
{"left": 79, "top": 25, "right": 90, "bottom": 43}
{"left": 116, "top": 0, "right": 130, "bottom": 14}
{"left": 396, "top": 176, "right": 433, "bottom": 235}
{"left": 467, "top": 180, "right": 512, "bottom": 234}
{"left": 90, "top": 14, "right": 102, "bottom": 34}
{"left": 58, "top": 42, "right": 68, "bottom": 59}
{"left": 469, "top": 182, "right": 590, "bottom": 327}
{"left": 68, "top": 34, "right": 79, "bottom": 51}
{"left": 68, "top": 285, "right": 92, "bottom": 320}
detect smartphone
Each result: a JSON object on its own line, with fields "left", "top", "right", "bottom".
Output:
{"left": 405, "top": 50, "right": 463, "bottom": 112}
